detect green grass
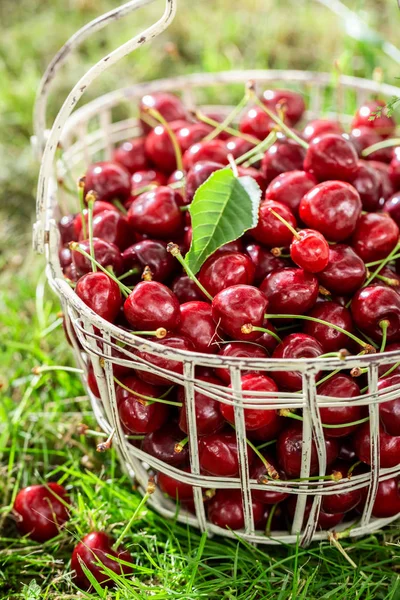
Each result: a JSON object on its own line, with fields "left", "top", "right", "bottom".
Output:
{"left": 1, "top": 0, "right": 400, "bottom": 598}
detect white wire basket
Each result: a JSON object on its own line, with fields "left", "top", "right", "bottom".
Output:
{"left": 33, "top": 0, "right": 400, "bottom": 546}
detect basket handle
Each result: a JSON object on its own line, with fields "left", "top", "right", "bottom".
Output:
{"left": 33, "top": 0, "right": 177, "bottom": 254}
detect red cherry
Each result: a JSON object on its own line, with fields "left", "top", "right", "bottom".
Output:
{"left": 198, "top": 252, "right": 255, "bottom": 297}
{"left": 171, "top": 273, "right": 204, "bottom": 303}
{"left": 199, "top": 432, "right": 254, "bottom": 477}
{"left": 378, "top": 343, "right": 400, "bottom": 377}
{"left": 183, "top": 140, "right": 229, "bottom": 171}
{"left": 351, "top": 212, "right": 399, "bottom": 263}
{"left": 277, "top": 422, "right": 338, "bottom": 478}
{"left": 135, "top": 334, "right": 195, "bottom": 386}
{"left": 74, "top": 200, "right": 119, "bottom": 239}
{"left": 244, "top": 242, "right": 290, "bottom": 284}
{"left": 265, "top": 170, "right": 317, "bottom": 216}
{"left": 14, "top": 483, "right": 69, "bottom": 542}
{"left": 177, "top": 301, "right": 220, "bottom": 354}
{"left": 369, "top": 160, "right": 395, "bottom": 200}
{"left": 59, "top": 245, "right": 72, "bottom": 271}
{"left": 211, "top": 284, "right": 268, "bottom": 341}
{"left": 338, "top": 438, "right": 357, "bottom": 463}
{"left": 251, "top": 199, "right": 297, "bottom": 248}
{"left": 378, "top": 374, "right": 400, "bottom": 436}
{"left": 389, "top": 147, "right": 400, "bottom": 190}
{"left": 144, "top": 119, "right": 188, "bottom": 173}
{"left": 139, "top": 92, "right": 187, "bottom": 133}
{"left": 178, "top": 374, "right": 225, "bottom": 436}
{"left": 127, "top": 186, "right": 184, "bottom": 239}
{"left": 215, "top": 239, "right": 245, "bottom": 254}
{"left": 128, "top": 168, "right": 168, "bottom": 204}
{"left": 304, "top": 134, "right": 358, "bottom": 182}
{"left": 59, "top": 214, "right": 76, "bottom": 244}
{"left": 122, "top": 239, "right": 176, "bottom": 283}
{"left": 372, "top": 477, "right": 400, "bottom": 518}
{"left": 272, "top": 333, "right": 323, "bottom": 391}
{"left": 350, "top": 160, "right": 383, "bottom": 212}
{"left": 261, "top": 138, "right": 306, "bottom": 184}
{"left": 303, "top": 302, "right": 354, "bottom": 353}
{"left": 84, "top": 161, "right": 131, "bottom": 203}
{"left": 250, "top": 454, "right": 288, "bottom": 504}
{"left": 239, "top": 106, "right": 275, "bottom": 140}
{"left": 302, "top": 119, "right": 343, "bottom": 142}
{"left": 257, "top": 318, "right": 281, "bottom": 354}
{"left": 124, "top": 280, "right": 180, "bottom": 332}
{"left": 85, "top": 210, "right": 131, "bottom": 251}
{"left": 322, "top": 461, "right": 362, "bottom": 514}
{"left": 76, "top": 272, "right": 121, "bottom": 322}
{"left": 207, "top": 489, "right": 264, "bottom": 530}
{"left": 113, "top": 138, "right": 149, "bottom": 174}
{"left": 71, "top": 531, "right": 133, "bottom": 590}
{"left": 116, "top": 375, "right": 169, "bottom": 434}
{"left": 168, "top": 169, "right": 185, "bottom": 186}
{"left": 351, "top": 100, "right": 396, "bottom": 138}
{"left": 290, "top": 229, "right": 329, "bottom": 273}
{"left": 216, "top": 342, "right": 269, "bottom": 384}
{"left": 225, "top": 136, "right": 256, "bottom": 161}
{"left": 299, "top": 181, "right": 362, "bottom": 242}
{"left": 176, "top": 122, "right": 212, "bottom": 153}
{"left": 72, "top": 238, "right": 123, "bottom": 276}
{"left": 220, "top": 373, "right": 280, "bottom": 433}
{"left": 260, "top": 268, "right": 319, "bottom": 315}
{"left": 318, "top": 244, "right": 366, "bottom": 296}
{"left": 318, "top": 374, "right": 362, "bottom": 438}
{"left": 262, "top": 88, "right": 305, "bottom": 126}
{"left": 350, "top": 127, "right": 392, "bottom": 163}
{"left": 351, "top": 285, "right": 400, "bottom": 342}
{"left": 353, "top": 422, "right": 400, "bottom": 468}
{"left": 237, "top": 166, "right": 267, "bottom": 192}
{"left": 87, "top": 365, "right": 100, "bottom": 398}
{"left": 384, "top": 193, "right": 400, "bottom": 227}
{"left": 142, "top": 422, "right": 189, "bottom": 466}
{"left": 157, "top": 467, "right": 194, "bottom": 501}
{"left": 185, "top": 161, "right": 224, "bottom": 204}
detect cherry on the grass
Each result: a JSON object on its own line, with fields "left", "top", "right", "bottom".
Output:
{"left": 76, "top": 272, "right": 121, "bottom": 322}
{"left": 384, "top": 193, "right": 400, "bottom": 227}
{"left": 171, "top": 273, "right": 204, "bottom": 303}
{"left": 250, "top": 454, "right": 288, "bottom": 504}
{"left": 351, "top": 100, "right": 396, "bottom": 138}
{"left": 318, "top": 244, "right": 366, "bottom": 296}
{"left": 14, "top": 483, "right": 69, "bottom": 542}
{"left": 290, "top": 228, "right": 329, "bottom": 273}
{"left": 350, "top": 285, "right": 400, "bottom": 342}
{"left": 377, "top": 373, "right": 400, "bottom": 436}
{"left": 350, "top": 160, "right": 383, "bottom": 212}
{"left": 116, "top": 375, "right": 169, "bottom": 434}
{"left": 371, "top": 477, "right": 400, "bottom": 518}
{"left": 84, "top": 161, "right": 131, "bottom": 203}
{"left": 177, "top": 301, "right": 221, "bottom": 354}
{"left": 178, "top": 374, "right": 225, "bottom": 436}
{"left": 139, "top": 91, "right": 187, "bottom": 134}
{"left": 157, "top": 467, "right": 194, "bottom": 501}
{"left": 239, "top": 106, "right": 275, "bottom": 140}
{"left": 216, "top": 342, "right": 269, "bottom": 384}
{"left": 211, "top": 284, "right": 269, "bottom": 341}
{"left": 113, "top": 137, "right": 149, "bottom": 174}
{"left": 272, "top": 333, "right": 323, "bottom": 391}
{"left": 71, "top": 531, "right": 133, "bottom": 590}
{"left": 142, "top": 422, "right": 189, "bottom": 466}
{"left": 261, "top": 138, "right": 306, "bottom": 184}
{"left": 304, "top": 133, "right": 358, "bottom": 182}
{"left": 299, "top": 180, "right": 362, "bottom": 242}
{"left": 182, "top": 140, "right": 229, "bottom": 171}
{"left": 185, "top": 160, "right": 224, "bottom": 204}
{"left": 198, "top": 252, "right": 255, "bottom": 297}
{"left": 302, "top": 119, "right": 343, "bottom": 142}
{"left": 207, "top": 489, "right": 264, "bottom": 530}
{"left": 318, "top": 374, "right": 362, "bottom": 438}
{"left": 123, "top": 239, "right": 177, "bottom": 283}
{"left": 369, "top": 160, "right": 395, "bottom": 200}
{"left": 144, "top": 119, "right": 188, "bottom": 173}
{"left": 250, "top": 199, "right": 297, "bottom": 248}
{"left": 260, "top": 268, "right": 319, "bottom": 316}
{"left": 261, "top": 88, "right": 305, "bottom": 126}
{"left": 198, "top": 431, "right": 254, "bottom": 477}
{"left": 135, "top": 334, "right": 195, "bottom": 386}
{"left": 351, "top": 212, "right": 399, "bottom": 263}
{"left": 353, "top": 422, "right": 400, "bottom": 468}
{"left": 244, "top": 242, "right": 290, "bottom": 284}
{"left": 124, "top": 280, "right": 180, "bottom": 332}
{"left": 350, "top": 127, "right": 392, "bottom": 163}
{"left": 303, "top": 302, "right": 355, "bottom": 353}
{"left": 264, "top": 170, "right": 317, "bottom": 216}
{"left": 127, "top": 186, "right": 184, "bottom": 239}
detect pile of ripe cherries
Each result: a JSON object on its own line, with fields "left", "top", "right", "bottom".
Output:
{"left": 15, "top": 87, "right": 400, "bottom": 588}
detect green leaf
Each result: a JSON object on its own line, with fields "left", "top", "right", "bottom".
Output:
{"left": 184, "top": 169, "right": 261, "bottom": 274}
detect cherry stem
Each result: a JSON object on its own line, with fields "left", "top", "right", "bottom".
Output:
{"left": 69, "top": 243, "right": 131, "bottom": 298}
{"left": 118, "top": 268, "right": 141, "bottom": 281}
{"left": 243, "top": 152, "right": 264, "bottom": 168}
{"left": 366, "top": 253, "right": 400, "bottom": 267}
{"left": 256, "top": 439, "right": 277, "bottom": 450}
{"left": 229, "top": 424, "right": 279, "bottom": 479}
{"left": 363, "top": 242, "right": 400, "bottom": 288}
{"left": 166, "top": 243, "right": 213, "bottom": 302}
{"left": 113, "top": 377, "right": 180, "bottom": 407}
{"left": 31, "top": 365, "right": 84, "bottom": 375}
{"left": 78, "top": 180, "right": 87, "bottom": 240}
{"left": 179, "top": 205, "right": 190, "bottom": 211}
{"left": 113, "top": 487, "right": 153, "bottom": 551}
{"left": 174, "top": 436, "right": 189, "bottom": 453}
{"left": 280, "top": 408, "right": 370, "bottom": 429}
{"left": 112, "top": 199, "right": 128, "bottom": 215}
{"left": 265, "top": 503, "right": 278, "bottom": 536}
{"left": 86, "top": 193, "right": 97, "bottom": 273}
{"left": 380, "top": 361, "right": 400, "bottom": 379}
{"left": 362, "top": 137, "right": 400, "bottom": 157}
{"left": 347, "top": 460, "right": 362, "bottom": 478}
{"left": 132, "top": 183, "right": 158, "bottom": 196}
{"left": 131, "top": 328, "right": 167, "bottom": 339}
{"left": 146, "top": 108, "right": 183, "bottom": 172}
{"left": 227, "top": 153, "right": 239, "bottom": 177}
{"left": 379, "top": 319, "right": 390, "bottom": 354}
{"left": 375, "top": 272, "right": 399, "bottom": 287}
{"left": 197, "top": 110, "right": 258, "bottom": 146}
{"left": 269, "top": 208, "right": 300, "bottom": 239}
{"left": 242, "top": 323, "right": 282, "bottom": 344}
{"left": 96, "top": 428, "right": 115, "bottom": 452}
{"left": 252, "top": 95, "right": 309, "bottom": 150}
{"left": 235, "top": 130, "right": 277, "bottom": 166}
{"left": 201, "top": 93, "right": 254, "bottom": 143}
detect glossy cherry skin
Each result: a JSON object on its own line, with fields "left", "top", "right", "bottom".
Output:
{"left": 303, "top": 302, "right": 354, "bottom": 353}
{"left": 272, "top": 334, "right": 323, "bottom": 391}
{"left": 250, "top": 199, "right": 297, "bottom": 248}
{"left": 262, "top": 88, "right": 305, "bottom": 126}
{"left": 302, "top": 119, "right": 343, "bottom": 142}
{"left": 135, "top": 334, "right": 195, "bottom": 386}
{"left": 299, "top": 181, "right": 362, "bottom": 242}
{"left": 122, "top": 239, "right": 176, "bottom": 283}
{"left": 261, "top": 137, "right": 306, "bottom": 184}
{"left": 353, "top": 422, "right": 400, "bottom": 468}
{"left": 351, "top": 160, "right": 383, "bottom": 212}
{"left": 216, "top": 342, "right": 269, "bottom": 384}
{"left": 74, "top": 200, "right": 119, "bottom": 239}
{"left": 182, "top": 140, "right": 229, "bottom": 171}
{"left": 207, "top": 489, "right": 264, "bottom": 530}
{"left": 116, "top": 375, "right": 169, "bottom": 434}
{"left": 59, "top": 245, "right": 72, "bottom": 271}
{"left": 221, "top": 373, "right": 280, "bottom": 433}
{"left": 76, "top": 272, "right": 121, "bottom": 322}
{"left": 157, "top": 467, "right": 194, "bottom": 501}
{"left": 71, "top": 532, "right": 133, "bottom": 590}
{"left": 177, "top": 301, "right": 220, "bottom": 354}
{"left": 378, "top": 374, "right": 400, "bottom": 436}
{"left": 113, "top": 137, "right": 149, "bottom": 174}
{"left": 351, "top": 212, "right": 399, "bottom": 263}
{"left": 14, "top": 483, "right": 69, "bottom": 542}
{"left": 127, "top": 169, "right": 168, "bottom": 206}
{"left": 239, "top": 106, "right": 275, "bottom": 140}
{"left": 304, "top": 134, "right": 358, "bottom": 182}
{"left": 178, "top": 374, "right": 225, "bottom": 436}
{"left": 321, "top": 461, "right": 362, "bottom": 514}
{"left": 211, "top": 285, "right": 268, "bottom": 342}
{"left": 250, "top": 454, "right": 288, "bottom": 504}
{"left": 257, "top": 319, "right": 281, "bottom": 354}
{"left": 318, "top": 244, "right": 366, "bottom": 296}
{"left": 260, "top": 268, "right": 319, "bottom": 316}
{"left": 127, "top": 186, "right": 183, "bottom": 239}
{"left": 144, "top": 119, "right": 188, "bottom": 173}
{"left": 58, "top": 214, "right": 76, "bottom": 244}
{"left": 225, "top": 136, "right": 256, "bottom": 161}
{"left": 369, "top": 160, "right": 395, "bottom": 200}
{"left": 198, "top": 431, "right": 254, "bottom": 477}
{"left": 265, "top": 170, "right": 317, "bottom": 216}
{"left": 142, "top": 422, "right": 189, "bottom": 466}
{"left": 139, "top": 91, "right": 187, "bottom": 133}
{"left": 198, "top": 252, "right": 255, "bottom": 297}
{"left": 124, "top": 280, "right": 180, "bottom": 332}
{"left": 372, "top": 477, "right": 400, "bottom": 518}
{"left": 338, "top": 439, "right": 357, "bottom": 463}
{"left": 350, "top": 127, "right": 392, "bottom": 163}
{"left": 237, "top": 166, "right": 267, "bottom": 192}
{"left": 351, "top": 100, "right": 396, "bottom": 138}
{"left": 72, "top": 238, "right": 123, "bottom": 276}
{"left": 87, "top": 210, "right": 132, "bottom": 251}
{"left": 84, "top": 161, "right": 131, "bottom": 203}
{"left": 389, "top": 147, "right": 400, "bottom": 190}
{"left": 318, "top": 375, "right": 362, "bottom": 438}
{"left": 185, "top": 160, "right": 224, "bottom": 204}
{"left": 176, "top": 122, "right": 212, "bottom": 154}
{"left": 290, "top": 229, "right": 329, "bottom": 273}
{"left": 378, "top": 343, "right": 400, "bottom": 377}
{"left": 277, "top": 422, "right": 339, "bottom": 478}
{"left": 244, "top": 242, "right": 289, "bottom": 284}
{"left": 351, "top": 285, "right": 400, "bottom": 342}
{"left": 171, "top": 273, "right": 204, "bottom": 303}
{"left": 384, "top": 193, "right": 400, "bottom": 228}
